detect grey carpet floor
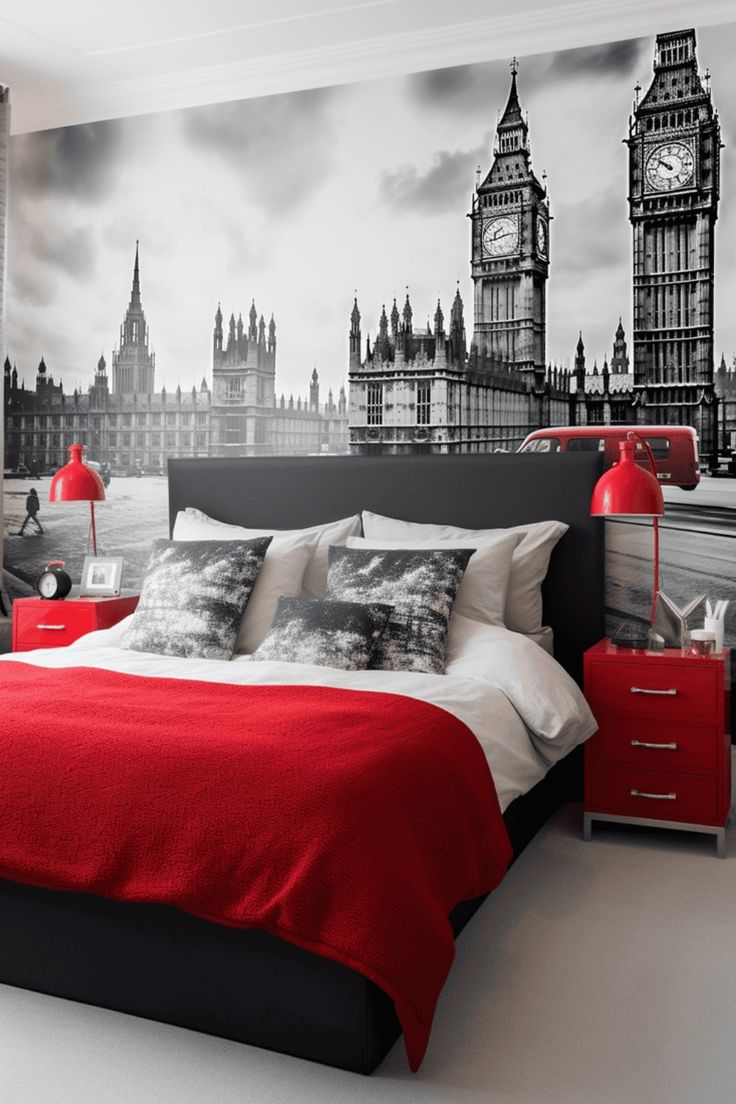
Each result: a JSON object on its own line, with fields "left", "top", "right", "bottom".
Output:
{"left": 2, "top": 768, "right": 735, "bottom": 1104}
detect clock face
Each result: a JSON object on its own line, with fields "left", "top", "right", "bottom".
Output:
{"left": 482, "top": 216, "right": 519, "bottom": 257}
{"left": 536, "top": 218, "right": 547, "bottom": 257}
{"left": 37, "top": 571, "right": 60, "bottom": 598}
{"left": 645, "top": 142, "right": 695, "bottom": 192}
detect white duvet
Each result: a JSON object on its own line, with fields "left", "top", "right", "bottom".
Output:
{"left": 2, "top": 614, "right": 597, "bottom": 812}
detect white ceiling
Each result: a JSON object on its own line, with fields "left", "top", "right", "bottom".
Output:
{"left": 1, "top": 0, "right": 736, "bottom": 134}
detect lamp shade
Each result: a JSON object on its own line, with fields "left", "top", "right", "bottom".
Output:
{"left": 590, "top": 438, "right": 664, "bottom": 517}
{"left": 49, "top": 443, "right": 106, "bottom": 503}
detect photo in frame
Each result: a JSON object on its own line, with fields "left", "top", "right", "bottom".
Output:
{"left": 80, "top": 556, "right": 124, "bottom": 597}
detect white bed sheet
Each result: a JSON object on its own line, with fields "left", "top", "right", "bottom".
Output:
{"left": 2, "top": 614, "right": 596, "bottom": 813}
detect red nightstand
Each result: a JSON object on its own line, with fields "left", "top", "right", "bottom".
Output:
{"left": 584, "top": 638, "right": 731, "bottom": 857}
{"left": 12, "top": 595, "right": 139, "bottom": 652}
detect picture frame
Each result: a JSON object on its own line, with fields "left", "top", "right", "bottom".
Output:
{"left": 80, "top": 556, "right": 124, "bottom": 597}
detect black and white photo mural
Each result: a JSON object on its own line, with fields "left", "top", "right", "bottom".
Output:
{"left": 4, "top": 24, "right": 736, "bottom": 645}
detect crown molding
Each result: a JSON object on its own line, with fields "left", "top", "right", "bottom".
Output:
{"left": 10, "top": 0, "right": 736, "bottom": 134}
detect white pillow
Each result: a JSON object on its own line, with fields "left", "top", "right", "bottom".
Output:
{"left": 173, "top": 510, "right": 317, "bottom": 653}
{"left": 361, "top": 511, "right": 568, "bottom": 636}
{"left": 347, "top": 532, "right": 521, "bottom": 628}
{"left": 180, "top": 508, "right": 361, "bottom": 599}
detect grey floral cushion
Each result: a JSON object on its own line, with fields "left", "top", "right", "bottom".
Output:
{"left": 326, "top": 546, "right": 473, "bottom": 674}
{"left": 250, "top": 597, "right": 393, "bottom": 671}
{"left": 120, "top": 537, "right": 272, "bottom": 660}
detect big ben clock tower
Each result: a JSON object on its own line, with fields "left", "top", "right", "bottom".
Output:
{"left": 470, "top": 61, "right": 550, "bottom": 381}
{"left": 627, "top": 29, "right": 721, "bottom": 456}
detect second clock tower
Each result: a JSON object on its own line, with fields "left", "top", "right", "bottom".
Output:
{"left": 627, "top": 29, "right": 720, "bottom": 456}
{"left": 470, "top": 62, "right": 550, "bottom": 381}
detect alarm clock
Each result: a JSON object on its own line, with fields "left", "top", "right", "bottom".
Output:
{"left": 36, "top": 561, "right": 73, "bottom": 600}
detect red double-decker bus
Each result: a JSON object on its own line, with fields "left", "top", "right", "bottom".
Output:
{"left": 517, "top": 425, "right": 700, "bottom": 490}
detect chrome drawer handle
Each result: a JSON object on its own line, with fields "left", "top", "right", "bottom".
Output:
{"left": 630, "top": 789, "right": 677, "bottom": 801}
{"left": 36, "top": 624, "right": 67, "bottom": 631}
{"left": 630, "top": 686, "right": 678, "bottom": 696}
{"left": 630, "top": 739, "right": 678, "bottom": 750}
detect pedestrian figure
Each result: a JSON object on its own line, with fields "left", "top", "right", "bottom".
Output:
{"left": 18, "top": 487, "right": 44, "bottom": 535}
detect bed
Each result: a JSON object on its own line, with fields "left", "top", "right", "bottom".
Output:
{"left": 0, "top": 451, "right": 604, "bottom": 1073}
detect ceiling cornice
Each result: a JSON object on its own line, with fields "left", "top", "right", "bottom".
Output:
{"left": 10, "top": 0, "right": 736, "bottom": 134}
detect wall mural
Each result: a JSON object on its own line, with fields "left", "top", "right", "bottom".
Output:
{"left": 3, "top": 24, "right": 736, "bottom": 647}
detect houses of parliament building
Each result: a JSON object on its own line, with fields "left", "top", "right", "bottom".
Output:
{"left": 349, "top": 28, "right": 723, "bottom": 459}
{"left": 4, "top": 245, "right": 348, "bottom": 476}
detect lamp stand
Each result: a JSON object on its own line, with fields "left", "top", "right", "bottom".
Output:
{"left": 89, "top": 501, "right": 98, "bottom": 556}
{"left": 648, "top": 514, "right": 662, "bottom": 627}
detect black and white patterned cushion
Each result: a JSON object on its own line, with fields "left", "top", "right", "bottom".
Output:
{"left": 326, "top": 546, "right": 473, "bottom": 674}
{"left": 250, "top": 597, "right": 393, "bottom": 671}
{"left": 119, "top": 537, "right": 272, "bottom": 660}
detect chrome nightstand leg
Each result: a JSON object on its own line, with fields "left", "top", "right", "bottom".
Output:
{"left": 716, "top": 828, "right": 726, "bottom": 859}
{"left": 583, "top": 813, "right": 593, "bottom": 842}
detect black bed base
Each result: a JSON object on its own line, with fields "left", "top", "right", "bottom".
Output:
{"left": 0, "top": 749, "right": 581, "bottom": 1075}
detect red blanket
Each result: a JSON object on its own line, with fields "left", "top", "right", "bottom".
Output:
{"left": 1, "top": 662, "right": 512, "bottom": 1069}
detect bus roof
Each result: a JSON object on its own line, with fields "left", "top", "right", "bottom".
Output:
{"left": 524, "top": 425, "right": 697, "bottom": 438}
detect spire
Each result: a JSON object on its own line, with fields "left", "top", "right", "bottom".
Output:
{"left": 574, "top": 331, "right": 586, "bottom": 391}
{"left": 616, "top": 316, "right": 625, "bottom": 338}
{"left": 499, "top": 59, "right": 523, "bottom": 129}
{"left": 402, "top": 290, "right": 413, "bottom": 331}
{"left": 390, "top": 297, "right": 400, "bottom": 336}
{"left": 484, "top": 59, "right": 533, "bottom": 185}
{"left": 130, "top": 240, "right": 141, "bottom": 311}
{"left": 215, "top": 302, "right": 222, "bottom": 328}
{"left": 349, "top": 296, "right": 362, "bottom": 369}
{"left": 434, "top": 299, "right": 445, "bottom": 336}
{"left": 97, "top": 353, "right": 106, "bottom": 374}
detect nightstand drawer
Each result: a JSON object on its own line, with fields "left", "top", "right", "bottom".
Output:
{"left": 586, "top": 766, "right": 719, "bottom": 825}
{"left": 13, "top": 606, "right": 93, "bottom": 650}
{"left": 589, "top": 716, "right": 720, "bottom": 773}
{"left": 588, "top": 662, "right": 719, "bottom": 721}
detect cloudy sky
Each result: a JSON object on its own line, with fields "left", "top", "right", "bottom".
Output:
{"left": 6, "top": 21, "right": 736, "bottom": 400}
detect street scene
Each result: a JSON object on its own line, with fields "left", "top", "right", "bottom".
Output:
{"left": 3, "top": 475, "right": 168, "bottom": 601}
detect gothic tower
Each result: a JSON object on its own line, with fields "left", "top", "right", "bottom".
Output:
{"left": 112, "top": 241, "right": 155, "bottom": 395}
{"left": 610, "top": 318, "right": 630, "bottom": 374}
{"left": 627, "top": 29, "right": 720, "bottom": 454}
{"left": 470, "top": 60, "right": 550, "bottom": 380}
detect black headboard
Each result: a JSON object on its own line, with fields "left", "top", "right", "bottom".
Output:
{"left": 168, "top": 453, "right": 604, "bottom": 684}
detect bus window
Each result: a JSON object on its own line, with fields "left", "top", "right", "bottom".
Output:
{"left": 520, "top": 437, "right": 561, "bottom": 453}
{"left": 641, "top": 437, "right": 670, "bottom": 460}
{"left": 567, "top": 437, "right": 605, "bottom": 452}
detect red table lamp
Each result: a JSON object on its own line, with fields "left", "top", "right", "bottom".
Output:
{"left": 590, "top": 433, "right": 665, "bottom": 624}
{"left": 49, "top": 443, "right": 106, "bottom": 555}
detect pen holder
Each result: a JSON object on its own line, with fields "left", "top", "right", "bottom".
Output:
{"left": 704, "top": 617, "right": 724, "bottom": 654}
